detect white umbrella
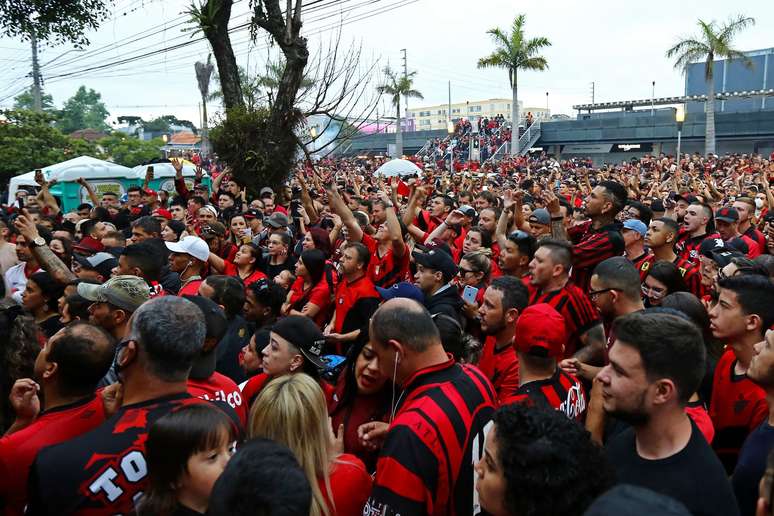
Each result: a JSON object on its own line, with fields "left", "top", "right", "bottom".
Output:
{"left": 374, "top": 158, "right": 423, "bottom": 178}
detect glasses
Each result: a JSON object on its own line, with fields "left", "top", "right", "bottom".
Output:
{"left": 641, "top": 283, "right": 666, "bottom": 299}
{"left": 458, "top": 267, "right": 478, "bottom": 276}
{"left": 588, "top": 287, "right": 618, "bottom": 300}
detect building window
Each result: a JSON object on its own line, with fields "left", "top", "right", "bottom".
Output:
{"left": 469, "top": 106, "right": 482, "bottom": 113}
{"left": 420, "top": 119, "right": 431, "bottom": 126}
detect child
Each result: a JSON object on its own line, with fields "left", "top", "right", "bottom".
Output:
{"left": 140, "top": 403, "right": 238, "bottom": 516}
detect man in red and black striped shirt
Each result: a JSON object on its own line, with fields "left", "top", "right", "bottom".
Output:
{"left": 733, "top": 197, "right": 766, "bottom": 251}
{"left": 641, "top": 217, "right": 703, "bottom": 298}
{"left": 547, "top": 181, "right": 627, "bottom": 292}
{"left": 527, "top": 239, "right": 605, "bottom": 359}
{"left": 364, "top": 298, "right": 496, "bottom": 516}
{"left": 501, "top": 304, "right": 586, "bottom": 420}
{"left": 328, "top": 186, "right": 409, "bottom": 288}
{"left": 675, "top": 203, "right": 720, "bottom": 266}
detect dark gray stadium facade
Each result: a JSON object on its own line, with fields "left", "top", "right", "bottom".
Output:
{"left": 346, "top": 48, "right": 774, "bottom": 163}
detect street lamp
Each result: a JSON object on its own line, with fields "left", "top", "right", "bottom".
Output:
{"left": 675, "top": 105, "right": 685, "bottom": 160}
{"left": 447, "top": 121, "right": 455, "bottom": 171}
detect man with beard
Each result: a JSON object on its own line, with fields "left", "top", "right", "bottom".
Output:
{"left": 641, "top": 217, "right": 704, "bottom": 298}
{"left": 477, "top": 276, "right": 528, "bottom": 402}
{"left": 0, "top": 323, "right": 115, "bottom": 515}
{"left": 601, "top": 311, "right": 739, "bottom": 516}
{"left": 733, "top": 327, "right": 774, "bottom": 516}
{"left": 546, "top": 181, "right": 626, "bottom": 292}
{"left": 675, "top": 202, "right": 719, "bottom": 266}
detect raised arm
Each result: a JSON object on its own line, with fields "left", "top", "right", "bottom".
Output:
{"left": 379, "top": 192, "right": 405, "bottom": 257}
{"left": 296, "top": 170, "right": 319, "bottom": 224}
{"left": 495, "top": 191, "right": 517, "bottom": 249}
{"left": 13, "top": 214, "right": 76, "bottom": 285}
{"left": 544, "top": 190, "right": 569, "bottom": 242}
{"left": 76, "top": 177, "right": 99, "bottom": 208}
{"left": 326, "top": 183, "right": 363, "bottom": 243}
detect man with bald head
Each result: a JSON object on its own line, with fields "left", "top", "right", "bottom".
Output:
{"left": 363, "top": 298, "right": 496, "bottom": 516}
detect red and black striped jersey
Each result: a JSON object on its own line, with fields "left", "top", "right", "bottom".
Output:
{"left": 528, "top": 283, "right": 602, "bottom": 358}
{"left": 675, "top": 230, "right": 721, "bottom": 266}
{"left": 743, "top": 225, "right": 766, "bottom": 251}
{"left": 637, "top": 255, "right": 704, "bottom": 298}
{"left": 501, "top": 368, "right": 587, "bottom": 421}
{"left": 25, "top": 393, "right": 239, "bottom": 516}
{"left": 361, "top": 233, "right": 410, "bottom": 288}
{"left": 567, "top": 220, "right": 625, "bottom": 292}
{"left": 710, "top": 348, "right": 769, "bottom": 473}
{"left": 365, "top": 358, "right": 496, "bottom": 516}
{"left": 629, "top": 252, "right": 650, "bottom": 275}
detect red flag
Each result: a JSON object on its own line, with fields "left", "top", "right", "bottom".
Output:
{"left": 397, "top": 179, "right": 411, "bottom": 197}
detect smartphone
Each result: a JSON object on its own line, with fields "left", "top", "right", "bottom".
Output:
{"left": 462, "top": 285, "right": 478, "bottom": 304}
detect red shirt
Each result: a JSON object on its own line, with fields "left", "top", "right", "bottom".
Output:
{"left": 361, "top": 233, "right": 409, "bottom": 288}
{"left": 222, "top": 261, "right": 268, "bottom": 287}
{"left": 686, "top": 399, "right": 714, "bottom": 444}
{"left": 0, "top": 396, "right": 106, "bottom": 516}
{"left": 288, "top": 276, "right": 332, "bottom": 327}
{"left": 675, "top": 230, "right": 721, "bottom": 266}
{"left": 477, "top": 336, "right": 520, "bottom": 404}
{"left": 710, "top": 348, "right": 769, "bottom": 472}
{"left": 332, "top": 274, "right": 380, "bottom": 355}
{"left": 177, "top": 279, "right": 203, "bottom": 297}
{"left": 188, "top": 372, "right": 248, "bottom": 427}
{"left": 320, "top": 454, "right": 372, "bottom": 516}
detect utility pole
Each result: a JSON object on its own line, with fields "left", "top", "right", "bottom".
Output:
{"left": 30, "top": 32, "right": 43, "bottom": 112}
{"left": 400, "top": 48, "right": 408, "bottom": 122}
{"left": 651, "top": 80, "right": 655, "bottom": 116}
{"left": 590, "top": 82, "right": 595, "bottom": 106}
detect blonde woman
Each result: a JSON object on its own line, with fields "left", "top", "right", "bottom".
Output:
{"left": 249, "top": 374, "right": 372, "bottom": 516}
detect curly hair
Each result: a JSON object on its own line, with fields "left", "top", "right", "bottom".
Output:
{"left": 0, "top": 302, "right": 41, "bottom": 432}
{"left": 493, "top": 403, "right": 613, "bottom": 516}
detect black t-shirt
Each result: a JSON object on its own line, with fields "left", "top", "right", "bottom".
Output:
{"left": 606, "top": 418, "right": 740, "bottom": 516}
{"left": 263, "top": 255, "right": 297, "bottom": 281}
{"left": 732, "top": 421, "right": 774, "bottom": 516}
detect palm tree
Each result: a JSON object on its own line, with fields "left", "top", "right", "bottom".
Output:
{"left": 477, "top": 14, "right": 550, "bottom": 155}
{"left": 666, "top": 15, "right": 755, "bottom": 156}
{"left": 195, "top": 54, "right": 215, "bottom": 154}
{"left": 377, "top": 66, "right": 423, "bottom": 157}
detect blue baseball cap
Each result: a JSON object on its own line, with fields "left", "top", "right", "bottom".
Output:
{"left": 376, "top": 281, "right": 425, "bottom": 303}
{"left": 622, "top": 219, "right": 647, "bottom": 237}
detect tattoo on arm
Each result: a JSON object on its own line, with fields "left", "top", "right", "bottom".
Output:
{"left": 32, "top": 245, "right": 76, "bottom": 285}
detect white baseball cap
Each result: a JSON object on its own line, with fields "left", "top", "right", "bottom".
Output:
{"left": 165, "top": 236, "right": 210, "bottom": 262}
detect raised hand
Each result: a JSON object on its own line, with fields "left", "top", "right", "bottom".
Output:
{"left": 9, "top": 378, "right": 40, "bottom": 423}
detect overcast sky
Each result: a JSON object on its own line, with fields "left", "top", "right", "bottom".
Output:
{"left": 0, "top": 0, "right": 772, "bottom": 128}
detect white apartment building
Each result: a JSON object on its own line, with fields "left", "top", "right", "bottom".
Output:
{"left": 406, "top": 98, "right": 550, "bottom": 131}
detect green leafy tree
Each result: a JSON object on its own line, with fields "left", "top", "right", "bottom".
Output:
{"left": 13, "top": 87, "right": 55, "bottom": 113}
{"left": 477, "top": 14, "right": 551, "bottom": 155}
{"left": 98, "top": 134, "right": 164, "bottom": 168}
{"left": 57, "top": 86, "right": 110, "bottom": 134}
{"left": 0, "top": 0, "right": 110, "bottom": 47}
{"left": 666, "top": 15, "right": 755, "bottom": 156}
{"left": 0, "top": 109, "right": 100, "bottom": 181}
{"left": 377, "top": 66, "right": 423, "bottom": 157}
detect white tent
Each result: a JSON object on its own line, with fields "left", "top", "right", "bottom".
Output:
{"left": 374, "top": 158, "right": 423, "bottom": 178}
{"left": 130, "top": 162, "right": 208, "bottom": 194}
{"left": 7, "top": 156, "right": 134, "bottom": 204}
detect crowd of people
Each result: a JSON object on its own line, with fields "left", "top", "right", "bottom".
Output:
{"left": 1, "top": 148, "right": 774, "bottom": 516}
{"left": 421, "top": 115, "right": 512, "bottom": 165}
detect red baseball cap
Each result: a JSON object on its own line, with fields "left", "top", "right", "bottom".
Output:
{"left": 152, "top": 208, "right": 172, "bottom": 220}
{"left": 143, "top": 188, "right": 157, "bottom": 197}
{"left": 514, "top": 304, "right": 566, "bottom": 358}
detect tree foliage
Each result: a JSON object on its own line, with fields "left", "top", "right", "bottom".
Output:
{"left": 13, "top": 87, "right": 55, "bottom": 113}
{"left": 0, "top": 0, "right": 109, "bottom": 46}
{"left": 209, "top": 106, "right": 295, "bottom": 194}
{"left": 97, "top": 133, "right": 164, "bottom": 168}
{"left": 57, "top": 86, "right": 110, "bottom": 134}
{"left": 0, "top": 109, "right": 100, "bottom": 181}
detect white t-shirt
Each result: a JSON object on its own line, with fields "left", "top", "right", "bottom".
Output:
{"left": 4, "top": 262, "right": 41, "bottom": 304}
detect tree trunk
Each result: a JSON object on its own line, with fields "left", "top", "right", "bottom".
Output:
{"left": 396, "top": 97, "right": 403, "bottom": 157}
{"left": 705, "top": 76, "right": 716, "bottom": 156}
{"left": 202, "top": 0, "right": 244, "bottom": 110}
{"left": 511, "top": 73, "right": 519, "bottom": 155}
{"left": 200, "top": 94, "right": 210, "bottom": 155}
